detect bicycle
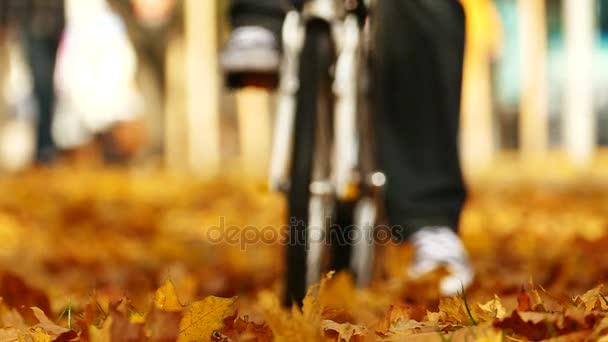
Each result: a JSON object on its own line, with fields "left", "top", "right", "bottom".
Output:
{"left": 268, "top": 0, "right": 385, "bottom": 306}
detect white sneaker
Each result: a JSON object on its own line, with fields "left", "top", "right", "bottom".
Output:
{"left": 220, "top": 26, "right": 280, "bottom": 73}
{"left": 408, "top": 226, "right": 474, "bottom": 296}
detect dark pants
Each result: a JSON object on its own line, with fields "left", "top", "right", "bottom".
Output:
{"left": 231, "top": 0, "right": 467, "bottom": 235}
{"left": 22, "top": 32, "right": 61, "bottom": 162}
{"left": 230, "top": 0, "right": 289, "bottom": 38}
{"left": 372, "top": 0, "right": 466, "bottom": 236}
{"left": 3, "top": 0, "right": 65, "bottom": 162}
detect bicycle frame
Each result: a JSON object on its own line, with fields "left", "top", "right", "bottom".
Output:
{"left": 269, "top": 0, "right": 383, "bottom": 291}
{"left": 269, "top": 0, "right": 361, "bottom": 198}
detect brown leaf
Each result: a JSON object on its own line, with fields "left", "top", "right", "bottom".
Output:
{"left": 0, "top": 273, "right": 51, "bottom": 324}
{"left": 220, "top": 313, "right": 274, "bottom": 342}
{"left": 109, "top": 299, "right": 146, "bottom": 342}
{"left": 494, "top": 310, "right": 591, "bottom": 340}
{"left": 177, "top": 296, "right": 237, "bottom": 342}
{"left": 53, "top": 330, "right": 78, "bottom": 342}
{"left": 145, "top": 306, "right": 182, "bottom": 342}
{"left": 517, "top": 288, "right": 532, "bottom": 312}
{"left": 74, "top": 298, "right": 107, "bottom": 339}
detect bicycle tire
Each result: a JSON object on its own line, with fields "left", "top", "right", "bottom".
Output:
{"left": 284, "top": 19, "right": 335, "bottom": 306}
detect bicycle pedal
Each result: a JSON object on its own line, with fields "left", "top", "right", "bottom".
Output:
{"left": 225, "top": 72, "right": 279, "bottom": 90}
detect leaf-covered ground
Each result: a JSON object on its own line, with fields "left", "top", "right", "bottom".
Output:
{"left": 2, "top": 160, "right": 608, "bottom": 341}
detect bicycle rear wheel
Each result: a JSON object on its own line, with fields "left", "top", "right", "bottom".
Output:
{"left": 284, "top": 19, "right": 335, "bottom": 306}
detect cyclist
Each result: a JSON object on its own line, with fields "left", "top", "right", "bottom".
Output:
{"left": 221, "top": 0, "right": 474, "bottom": 297}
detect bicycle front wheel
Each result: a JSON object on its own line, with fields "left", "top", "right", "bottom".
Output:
{"left": 284, "top": 19, "right": 335, "bottom": 306}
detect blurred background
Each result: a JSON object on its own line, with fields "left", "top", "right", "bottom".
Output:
{"left": 2, "top": 0, "right": 608, "bottom": 327}
{"left": 0, "top": 0, "right": 607, "bottom": 180}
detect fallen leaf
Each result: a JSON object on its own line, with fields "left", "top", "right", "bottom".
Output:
{"left": 258, "top": 291, "right": 319, "bottom": 341}
{"left": 517, "top": 288, "right": 532, "bottom": 312}
{"left": 53, "top": 331, "right": 79, "bottom": 342}
{"left": 319, "top": 272, "right": 355, "bottom": 314}
{"left": 380, "top": 319, "right": 427, "bottom": 340}
{"left": 494, "top": 310, "right": 591, "bottom": 340}
{"left": 109, "top": 299, "right": 146, "bottom": 342}
{"left": 589, "top": 316, "right": 608, "bottom": 341}
{"left": 0, "top": 273, "right": 51, "bottom": 324}
{"left": 28, "top": 327, "right": 52, "bottom": 342}
{"left": 220, "top": 313, "right": 273, "bottom": 342}
{"left": 375, "top": 304, "right": 414, "bottom": 333}
{"left": 301, "top": 272, "right": 335, "bottom": 324}
{"left": 90, "top": 316, "right": 112, "bottom": 342}
{"left": 31, "top": 307, "right": 69, "bottom": 336}
{"left": 0, "top": 327, "right": 19, "bottom": 341}
{"left": 428, "top": 296, "right": 474, "bottom": 325}
{"left": 476, "top": 296, "right": 507, "bottom": 321}
{"left": 129, "top": 311, "right": 145, "bottom": 324}
{"left": 575, "top": 285, "right": 608, "bottom": 312}
{"left": 322, "top": 320, "right": 366, "bottom": 341}
{"left": 155, "top": 277, "right": 184, "bottom": 312}
{"left": 145, "top": 306, "right": 181, "bottom": 342}
{"left": 2, "top": 308, "right": 27, "bottom": 330}
{"left": 177, "top": 296, "right": 237, "bottom": 342}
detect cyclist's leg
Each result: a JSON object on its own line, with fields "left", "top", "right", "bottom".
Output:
{"left": 372, "top": 0, "right": 472, "bottom": 294}
{"left": 373, "top": 0, "right": 466, "bottom": 239}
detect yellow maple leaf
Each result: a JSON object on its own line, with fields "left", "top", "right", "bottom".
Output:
{"left": 575, "top": 285, "right": 608, "bottom": 312}
{"left": 322, "top": 320, "right": 366, "bottom": 342}
{"left": 155, "top": 277, "right": 184, "bottom": 312}
{"left": 27, "top": 328, "right": 52, "bottom": 342}
{"left": 301, "top": 271, "right": 335, "bottom": 324}
{"left": 434, "top": 297, "right": 473, "bottom": 325}
{"left": 258, "top": 291, "right": 320, "bottom": 341}
{"left": 177, "top": 296, "right": 237, "bottom": 342}
{"left": 476, "top": 295, "right": 507, "bottom": 321}
{"left": 319, "top": 272, "right": 354, "bottom": 311}
{"left": 129, "top": 311, "right": 146, "bottom": 324}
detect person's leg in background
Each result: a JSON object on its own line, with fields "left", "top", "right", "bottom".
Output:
{"left": 24, "top": 33, "right": 61, "bottom": 163}
{"left": 21, "top": 0, "right": 65, "bottom": 163}
{"left": 372, "top": 0, "right": 473, "bottom": 295}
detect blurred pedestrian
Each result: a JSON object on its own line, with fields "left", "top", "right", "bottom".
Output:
{"left": 1, "top": 0, "right": 65, "bottom": 163}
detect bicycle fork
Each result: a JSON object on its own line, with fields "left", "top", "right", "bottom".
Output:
{"left": 269, "top": 6, "right": 373, "bottom": 290}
